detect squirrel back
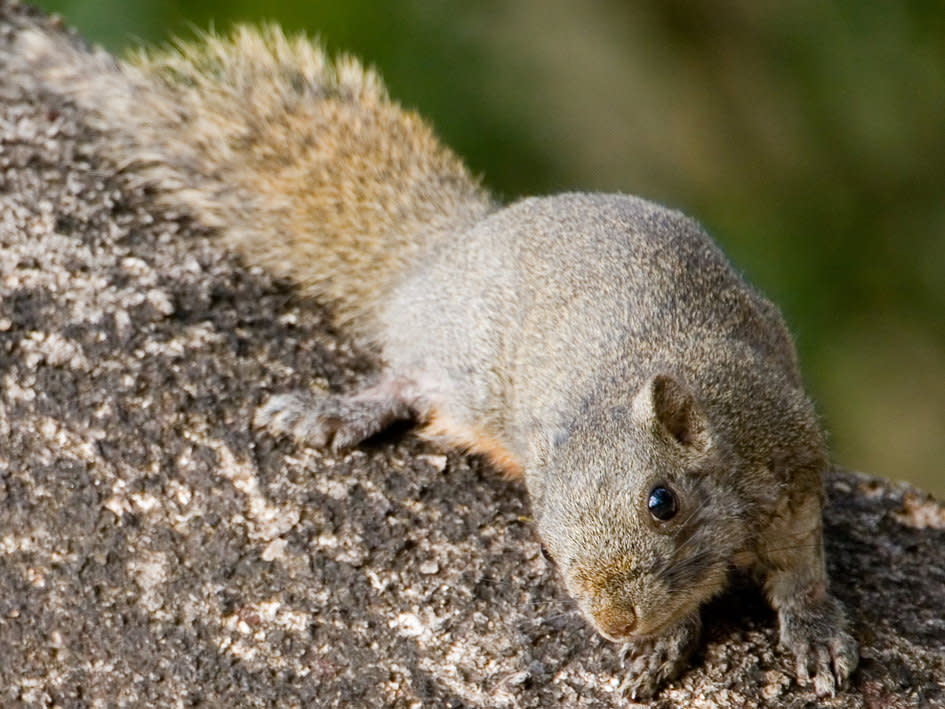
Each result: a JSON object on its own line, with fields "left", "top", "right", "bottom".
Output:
{"left": 3, "top": 14, "right": 492, "bottom": 329}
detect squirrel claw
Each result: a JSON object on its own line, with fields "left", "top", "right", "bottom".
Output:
{"left": 779, "top": 596, "right": 858, "bottom": 697}
{"left": 254, "top": 386, "right": 415, "bottom": 451}
{"left": 255, "top": 392, "right": 332, "bottom": 447}
{"left": 617, "top": 614, "right": 701, "bottom": 700}
{"left": 789, "top": 629, "right": 857, "bottom": 697}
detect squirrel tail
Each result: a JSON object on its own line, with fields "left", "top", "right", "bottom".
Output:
{"left": 1, "top": 6, "right": 493, "bottom": 328}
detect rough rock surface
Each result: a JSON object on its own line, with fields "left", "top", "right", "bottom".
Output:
{"left": 1, "top": 4, "right": 944, "bottom": 707}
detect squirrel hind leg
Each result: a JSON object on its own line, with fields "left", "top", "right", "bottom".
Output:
{"left": 253, "top": 374, "right": 527, "bottom": 476}
{"left": 254, "top": 378, "right": 418, "bottom": 451}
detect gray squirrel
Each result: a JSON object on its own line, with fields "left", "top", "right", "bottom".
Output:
{"left": 2, "top": 5, "right": 857, "bottom": 698}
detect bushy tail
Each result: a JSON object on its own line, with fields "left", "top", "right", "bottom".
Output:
{"left": 0, "top": 2, "right": 493, "bottom": 327}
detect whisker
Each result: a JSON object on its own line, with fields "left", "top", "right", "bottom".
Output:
{"left": 756, "top": 541, "right": 821, "bottom": 555}
{"left": 667, "top": 494, "right": 716, "bottom": 556}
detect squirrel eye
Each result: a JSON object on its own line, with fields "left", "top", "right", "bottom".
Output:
{"left": 540, "top": 544, "right": 553, "bottom": 563}
{"left": 647, "top": 486, "right": 678, "bottom": 521}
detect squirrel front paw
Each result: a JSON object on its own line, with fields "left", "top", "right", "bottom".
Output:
{"left": 778, "top": 594, "right": 858, "bottom": 697}
{"left": 254, "top": 385, "right": 414, "bottom": 450}
{"left": 618, "top": 613, "right": 701, "bottom": 700}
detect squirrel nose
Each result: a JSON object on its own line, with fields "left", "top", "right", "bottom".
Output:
{"left": 597, "top": 609, "right": 637, "bottom": 640}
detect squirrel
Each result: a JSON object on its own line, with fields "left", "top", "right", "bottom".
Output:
{"left": 2, "top": 4, "right": 857, "bottom": 698}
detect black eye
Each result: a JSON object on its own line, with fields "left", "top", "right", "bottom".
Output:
{"left": 540, "top": 544, "right": 553, "bottom": 563}
{"left": 647, "top": 486, "right": 678, "bottom": 521}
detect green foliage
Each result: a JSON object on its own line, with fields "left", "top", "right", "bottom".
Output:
{"left": 35, "top": 0, "right": 945, "bottom": 494}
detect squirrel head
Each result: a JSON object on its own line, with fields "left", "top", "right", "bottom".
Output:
{"left": 532, "top": 373, "right": 752, "bottom": 641}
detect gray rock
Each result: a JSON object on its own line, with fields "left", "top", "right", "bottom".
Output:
{"left": 1, "top": 3, "right": 943, "bottom": 706}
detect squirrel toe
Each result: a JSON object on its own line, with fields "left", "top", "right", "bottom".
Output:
{"left": 779, "top": 595, "right": 858, "bottom": 696}
{"left": 791, "top": 627, "right": 857, "bottom": 697}
{"left": 254, "top": 392, "right": 334, "bottom": 447}
{"left": 618, "top": 613, "right": 701, "bottom": 700}
{"left": 254, "top": 387, "right": 415, "bottom": 450}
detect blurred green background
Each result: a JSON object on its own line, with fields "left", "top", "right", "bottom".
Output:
{"left": 35, "top": 1, "right": 945, "bottom": 496}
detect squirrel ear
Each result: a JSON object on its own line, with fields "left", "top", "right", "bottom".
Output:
{"left": 633, "top": 374, "right": 711, "bottom": 451}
